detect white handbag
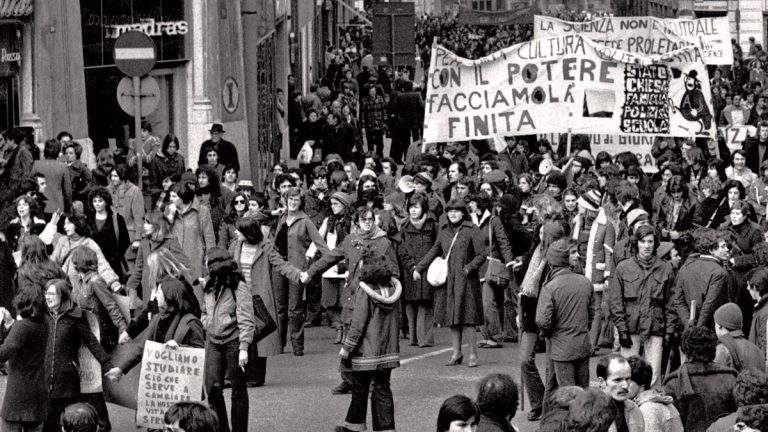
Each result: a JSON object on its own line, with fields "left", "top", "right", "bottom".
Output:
{"left": 427, "top": 230, "right": 460, "bottom": 287}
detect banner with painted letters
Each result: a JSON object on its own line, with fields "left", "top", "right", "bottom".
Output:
{"left": 533, "top": 15, "right": 732, "bottom": 65}
{"left": 458, "top": 5, "right": 534, "bottom": 26}
{"left": 539, "top": 133, "right": 658, "bottom": 172}
{"left": 423, "top": 36, "right": 716, "bottom": 143}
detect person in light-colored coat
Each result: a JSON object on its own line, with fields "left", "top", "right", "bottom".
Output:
{"left": 168, "top": 182, "right": 216, "bottom": 280}
{"left": 627, "top": 356, "right": 684, "bottom": 432}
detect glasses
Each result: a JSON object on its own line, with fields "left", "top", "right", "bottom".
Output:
{"left": 234, "top": 199, "right": 246, "bottom": 204}
{"left": 360, "top": 217, "right": 375, "bottom": 223}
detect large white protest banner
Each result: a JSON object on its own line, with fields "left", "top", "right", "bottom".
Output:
{"left": 533, "top": 15, "right": 732, "bottom": 65}
{"left": 423, "top": 36, "right": 715, "bottom": 144}
{"left": 136, "top": 341, "right": 205, "bottom": 429}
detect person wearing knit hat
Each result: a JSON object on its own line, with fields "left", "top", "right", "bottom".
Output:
{"left": 713, "top": 303, "right": 765, "bottom": 372}
{"left": 330, "top": 191, "right": 352, "bottom": 208}
{"left": 626, "top": 208, "right": 649, "bottom": 230}
{"left": 535, "top": 237, "right": 593, "bottom": 397}
{"left": 577, "top": 189, "right": 603, "bottom": 212}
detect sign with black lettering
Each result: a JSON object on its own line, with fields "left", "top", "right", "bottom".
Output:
{"left": 135, "top": 342, "right": 205, "bottom": 429}
{"left": 423, "top": 36, "right": 715, "bottom": 143}
{"left": 533, "top": 15, "right": 732, "bottom": 65}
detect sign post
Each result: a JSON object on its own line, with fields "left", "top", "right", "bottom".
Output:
{"left": 113, "top": 31, "right": 157, "bottom": 191}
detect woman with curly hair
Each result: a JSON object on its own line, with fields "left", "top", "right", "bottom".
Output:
{"left": 88, "top": 186, "right": 130, "bottom": 281}
{"left": 51, "top": 211, "right": 123, "bottom": 291}
{"left": 3, "top": 195, "right": 51, "bottom": 254}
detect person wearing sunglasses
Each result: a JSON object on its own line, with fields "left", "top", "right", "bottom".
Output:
{"left": 218, "top": 193, "right": 251, "bottom": 250}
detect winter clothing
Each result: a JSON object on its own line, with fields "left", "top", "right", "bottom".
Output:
{"left": 0, "top": 318, "right": 49, "bottom": 423}
{"left": 398, "top": 215, "right": 438, "bottom": 346}
{"left": 610, "top": 256, "right": 678, "bottom": 338}
{"left": 671, "top": 254, "right": 728, "bottom": 329}
{"left": 89, "top": 212, "right": 130, "bottom": 281}
{"left": 125, "top": 234, "right": 191, "bottom": 302}
{"left": 46, "top": 302, "right": 112, "bottom": 399}
{"left": 607, "top": 399, "right": 647, "bottom": 432}
{"left": 663, "top": 362, "right": 737, "bottom": 432}
{"left": 202, "top": 281, "right": 256, "bottom": 351}
{"left": 72, "top": 271, "right": 129, "bottom": 352}
{"left": 32, "top": 160, "right": 71, "bottom": 214}
{"left": 149, "top": 152, "right": 185, "bottom": 194}
{"left": 118, "top": 312, "right": 205, "bottom": 374}
{"left": 715, "top": 302, "right": 743, "bottom": 331}
{"left": 654, "top": 197, "right": 695, "bottom": 241}
{"left": 750, "top": 295, "right": 768, "bottom": 356}
{"left": 342, "top": 280, "right": 401, "bottom": 371}
{"left": 714, "top": 329, "right": 765, "bottom": 372}
{"left": 706, "top": 404, "right": 768, "bottom": 432}
{"left": 633, "top": 389, "right": 684, "bottom": 432}
{"left": 51, "top": 236, "right": 120, "bottom": 289}
{"left": 415, "top": 221, "right": 485, "bottom": 326}
{"left": 4, "top": 217, "right": 47, "bottom": 252}
{"left": 230, "top": 239, "right": 301, "bottom": 357}
{"left": 574, "top": 208, "right": 615, "bottom": 292}
{"left": 535, "top": 267, "right": 594, "bottom": 362}
{"left": 170, "top": 200, "right": 216, "bottom": 280}
{"left": 108, "top": 181, "right": 144, "bottom": 243}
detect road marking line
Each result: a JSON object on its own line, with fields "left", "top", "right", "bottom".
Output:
{"left": 401, "top": 344, "right": 468, "bottom": 365}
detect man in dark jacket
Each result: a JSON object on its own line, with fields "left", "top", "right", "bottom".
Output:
{"left": 706, "top": 369, "right": 768, "bottom": 432}
{"left": 743, "top": 120, "right": 768, "bottom": 174}
{"left": 497, "top": 137, "right": 529, "bottom": 178}
{"left": 323, "top": 112, "right": 357, "bottom": 163}
{"left": 671, "top": 228, "right": 729, "bottom": 330}
{"left": 197, "top": 123, "right": 239, "bottom": 172}
{"left": 536, "top": 238, "right": 593, "bottom": 405}
{"left": 713, "top": 303, "right": 765, "bottom": 372}
{"left": 663, "top": 326, "right": 737, "bottom": 432}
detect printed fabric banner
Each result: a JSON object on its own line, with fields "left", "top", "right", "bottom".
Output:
{"left": 135, "top": 342, "right": 205, "bottom": 429}
{"left": 423, "top": 36, "right": 716, "bottom": 143}
{"left": 458, "top": 5, "right": 534, "bottom": 26}
{"left": 533, "top": 15, "right": 732, "bottom": 65}
{"left": 78, "top": 311, "right": 102, "bottom": 394}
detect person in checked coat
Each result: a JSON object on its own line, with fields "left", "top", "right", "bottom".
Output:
{"left": 536, "top": 237, "right": 594, "bottom": 406}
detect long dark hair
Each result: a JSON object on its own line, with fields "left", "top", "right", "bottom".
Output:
{"left": 204, "top": 248, "right": 244, "bottom": 296}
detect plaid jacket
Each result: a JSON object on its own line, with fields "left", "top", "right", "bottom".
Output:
{"left": 360, "top": 96, "right": 388, "bottom": 131}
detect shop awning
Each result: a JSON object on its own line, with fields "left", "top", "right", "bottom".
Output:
{"left": 0, "top": 0, "right": 32, "bottom": 17}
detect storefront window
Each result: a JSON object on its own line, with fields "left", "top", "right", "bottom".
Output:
{"left": 81, "top": 0, "right": 187, "bottom": 69}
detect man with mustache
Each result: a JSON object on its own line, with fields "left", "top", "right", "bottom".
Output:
{"left": 596, "top": 354, "right": 645, "bottom": 432}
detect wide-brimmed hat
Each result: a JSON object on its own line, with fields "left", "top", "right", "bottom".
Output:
{"left": 209, "top": 123, "right": 225, "bottom": 133}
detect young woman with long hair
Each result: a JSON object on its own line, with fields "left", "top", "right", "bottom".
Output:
{"left": 201, "top": 248, "right": 255, "bottom": 432}
{"left": 17, "top": 235, "right": 66, "bottom": 296}
{"left": 87, "top": 186, "right": 130, "bottom": 281}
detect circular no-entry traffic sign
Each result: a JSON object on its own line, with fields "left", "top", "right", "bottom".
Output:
{"left": 113, "top": 31, "right": 157, "bottom": 77}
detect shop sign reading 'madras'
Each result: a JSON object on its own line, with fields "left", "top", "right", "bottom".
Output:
{"left": 104, "top": 19, "right": 188, "bottom": 39}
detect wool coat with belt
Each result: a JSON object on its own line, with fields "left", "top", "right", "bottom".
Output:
{"left": 415, "top": 221, "right": 485, "bottom": 327}
{"left": 574, "top": 208, "right": 615, "bottom": 292}
{"left": 230, "top": 239, "right": 302, "bottom": 357}
{"left": 0, "top": 317, "right": 49, "bottom": 422}
{"left": 308, "top": 226, "right": 400, "bottom": 324}
{"left": 46, "top": 301, "right": 113, "bottom": 399}
{"left": 609, "top": 255, "right": 678, "bottom": 339}
{"left": 170, "top": 200, "right": 216, "bottom": 280}
{"left": 397, "top": 216, "right": 438, "bottom": 302}
{"left": 535, "top": 266, "right": 594, "bottom": 362}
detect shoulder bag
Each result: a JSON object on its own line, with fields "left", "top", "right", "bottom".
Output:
{"left": 484, "top": 217, "right": 511, "bottom": 285}
{"left": 427, "top": 229, "right": 460, "bottom": 287}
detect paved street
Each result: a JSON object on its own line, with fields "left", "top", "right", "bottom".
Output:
{"left": 0, "top": 325, "right": 559, "bottom": 431}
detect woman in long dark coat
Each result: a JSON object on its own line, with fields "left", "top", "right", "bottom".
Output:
{"left": 0, "top": 289, "right": 49, "bottom": 432}
{"left": 87, "top": 187, "right": 130, "bottom": 282}
{"left": 414, "top": 199, "right": 485, "bottom": 367}
{"left": 398, "top": 192, "right": 438, "bottom": 347}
